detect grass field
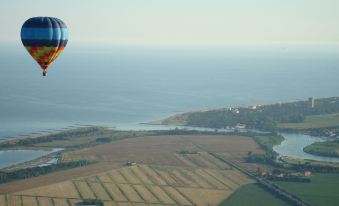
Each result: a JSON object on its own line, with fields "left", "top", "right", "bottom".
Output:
{"left": 220, "top": 183, "right": 291, "bottom": 206}
{"left": 277, "top": 173, "right": 339, "bottom": 206}
{"left": 278, "top": 113, "right": 339, "bottom": 129}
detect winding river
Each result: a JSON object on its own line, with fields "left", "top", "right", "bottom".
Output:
{"left": 274, "top": 133, "right": 339, "bottom": 163}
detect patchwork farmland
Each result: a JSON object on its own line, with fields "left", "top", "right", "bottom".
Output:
{"left": 2, "top": 152, "right": 254, "bottom": 206}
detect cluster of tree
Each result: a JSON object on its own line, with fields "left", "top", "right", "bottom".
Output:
{"left": 185, "top": 97, "right": 339, "bottom": 131}
{"left": 76, "top": 199, "right": 104, "bottom": 206}
{"left": 0, "top": 160, "right": 92, "bottom": 184}
{"left": 246, "top": 151, "right": 277, "bottom": 165}
{"left": 245, "top": 133, "right": 284, "bottom": 166}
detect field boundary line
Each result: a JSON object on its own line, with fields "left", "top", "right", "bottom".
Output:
{"left": 72, "top": 181, "right": 84, "bottom": 199}
{"left": 199, "top": 169, "right": 232, "bottom": 190}
{"left": 158, "top": 185, "right": 181, "bottom": 206}
{"left": 130, "top": 166, "right": 150, "bottom": 186}
{"left": 160, "top": 186, "right": 193, "bottom": 206}
{"left": 66, "top": 199, "right": 72, "bottom": 206}
{"left": 20, "top": 195, "right": 23, "bottom": 206}
{"left": 35, "top": 196, "right": 41, "bottom": 206}
{"left": 51, "top": 198, "right": 56, "bottom": 206}
{"left": 173, "top": 168, "right": 205, "bottom": 188}
{"left": 200, "top": 153, "right": 230, "bottom": 170}
{"left": 203, "top": 169, "right": 232, "bottom": 190}
{"left": 174, "top": 154, "right": 198, "bottom": 168}
{"left": 115, "top": 184, "right": 135, "bottom": 204}
{"left": 85, "top": 180, "right": 98, "bottom": 199}
{"left": 116, "top": 170, "right": 129, "bottom": 184}
{"left": 191, "top": 169, "right": 220, "bottom": 189}
{"left": 148, "top": 165, "right": 176, "bottom": 186}
{"left": 144, "top": 185, "right": 165, "bottom": 205}
{"left": 96, "top": 176, "right": 114, "bottom": 201}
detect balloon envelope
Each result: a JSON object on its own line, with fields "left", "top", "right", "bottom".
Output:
{"left": 21, "top": 17, "right": 68, "bottom": 74}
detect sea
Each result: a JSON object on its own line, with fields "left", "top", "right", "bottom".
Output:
{"left": 1, "top": 44, "right": 339, "bottom": 138}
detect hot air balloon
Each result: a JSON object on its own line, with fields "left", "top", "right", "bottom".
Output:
{"left": 21, "top": 17, "right": 68, "bottom": 76}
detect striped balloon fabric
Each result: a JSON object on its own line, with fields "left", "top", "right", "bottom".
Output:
{"left": 21, "top": 17, "right": 68, "bottom": 76}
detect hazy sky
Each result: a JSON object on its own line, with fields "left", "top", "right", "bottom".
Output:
{"left": 1, "top": 0, "right": 339, "bottom": 46}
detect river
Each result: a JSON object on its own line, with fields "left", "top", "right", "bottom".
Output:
{"left": 274, "top": 133, "right": 339, "bottom": 163}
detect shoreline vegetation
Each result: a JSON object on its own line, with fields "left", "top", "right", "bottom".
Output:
{"left": 148, "top": 96, "right": 339, "bottom": 158}
{"left": 148, "top": 96, "right": 339, "bottom": 133}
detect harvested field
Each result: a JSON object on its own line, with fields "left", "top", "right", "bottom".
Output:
{"left": 118, "top": 184, "right": 144, "bottom": 203}
{"left": 37, "top": 197, "right": 54, "bottom": 206}
{"left": 98, "top": 173, "right": 114, "bottom": 183}
{"left": 150, "top": 166, "right": 179, "bottom": 186}
{"left": 182, "top": 135, "right": 263, "bottom": 161}
{"left": 174, "top": 153, "right": 198, "bottom": 168}
{"left": 109, "top": 170, "right": 128, "bottom": 184}
{"left": 74, "top": 181, "right": 96, "bottom": 199}
{"left": 138, "top": 165, "right": 167, "bottom": 185}
{"left": 194, "top": 169, "right": 226, "bottom": 189}
{"left": 16, "top": 181, "right": 80, "bottom": 199}
{"left": 0, "top": 195, "right": 6, "bottom": 206}
{"left": 6, "top": 195, "right": 21, "bottom": 206}
{"left": 89, "top": 182, "right": 111, "bottom": 200}
{"left": 147, "top": 185, "right": 176, "bottom": 205}
{"left": 169, "top": 169, "right": 199, "bottom": 187}
{"left": 178, "top": 188, "right": 232, "bottom": 206}
{"left": 130, "top": 166, "right": 154, "bottom": 185}
{"left": 64, "top": 135, "right": 199, "bottom": 167}
{"left": 199, "top": 153, "right": 232, "bottom": 170}
{"left": 103, "top": 183, "right": 127, "bottom": 202}
{"left": 119, "top": 168, "right": 142, "bottom": 185}
{"left": 162, "top": 186, "right": 192, "bottom": 205}
{"left": 53, "top": 198, "right": 70, "bottom": 206}
{"left": 204, "top": 170, "right": 238, "bottom": 190}
{"left": 173, "top": 168, "right": 210, "bottom": 188}
{"left": 133, "top": 185, "right": 160, "bottom": 203}
{"left": 4, "top": 163, "right": 253, "bottom": 206}
{"left": 0, "top": 162, "right": 118, "bottom": 194}
{"left": 133, "top": 203, "right": 148, "bottom": 206}
{"left": 103, "top": 201, "right": 116, "bottom": 206}
{"left": 116, "top": 203, "right": 133, "bottom": 206}
{"left": 1, "top": 135, "right": 258, "bottom": 206}
{"left": 68, "top": 199, "right": 80, "bottom": 206}
{"left": 22, "top": 196, "right": 38, "bottom": 206}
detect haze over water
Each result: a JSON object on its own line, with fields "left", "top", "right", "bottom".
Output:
{"left": 1, "top": 45, "right": 339, "bottom": 138}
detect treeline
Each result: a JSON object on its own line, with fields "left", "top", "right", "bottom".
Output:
{"left": 0, "top": 127, "right": 110, "bottom": 148}
{"left": 267, "top": 175, "right": 310, "bottom": 183}
{"left": 0, "top": 160, "right": 93, "bottom": 184}
{"left": 185, "top": 97, "right": 339, "bottom": 131}
{"left": 289, "top": 163, "right": 339, "bottom": 173}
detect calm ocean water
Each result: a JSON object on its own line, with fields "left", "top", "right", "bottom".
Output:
{"left": 1, "top": 44, "right": 339, "bottom": 138}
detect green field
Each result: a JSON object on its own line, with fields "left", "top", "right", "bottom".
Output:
{"left": 304, "top": 141, "right": 339, "bottom": 157}
{"left": 219, "top": 183, "right": 291, "bottom": 206}
{"left": 278, "top": 113, "right": 339, "bottom": 129}
{"left": 277, "top": 173, "right": 339, "bottom": 206}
